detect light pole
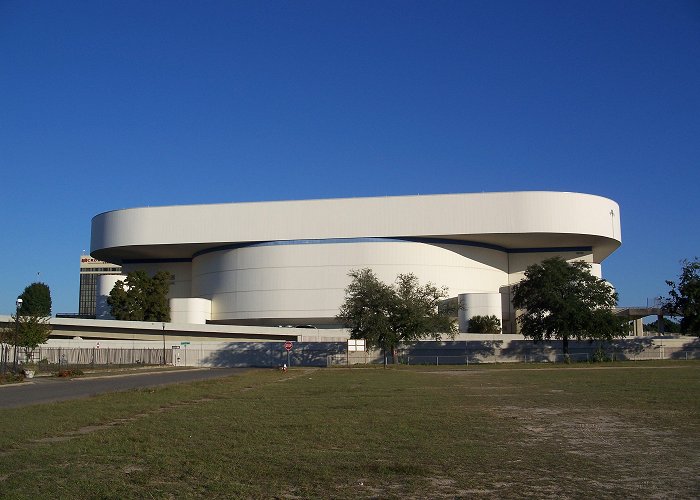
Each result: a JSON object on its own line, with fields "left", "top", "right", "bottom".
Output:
{"left": 162, "top": 322, "right": 166, "bottom": 365}
{"left": 13, "top": 298, "right": 22, "bottom": 373}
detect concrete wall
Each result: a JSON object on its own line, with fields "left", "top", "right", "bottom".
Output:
{"left": 32, "top": 335, "right": 700, "bottom": 368}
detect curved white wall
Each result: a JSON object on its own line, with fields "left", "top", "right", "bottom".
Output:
{"left": 89, "top": 192, "right": 622, "bottom": 328}
{"left": 170, "top": 298, "right": 211, "bottom": 324}
{"left": 92, "top": 191, "right": 621, "bottom": 263}
{"left": 458, "top": 293, "right": 503, "bottom": 333}
{"left": 192, "top": 239, "right": 508, "bottom": 324}
{"left": 95, "top": 274, "right": 124, "bottom": 319}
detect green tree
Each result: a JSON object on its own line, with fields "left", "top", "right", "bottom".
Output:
{"left": 511, "top": 257, "right": 626, "bottom": 357}
{"left": 337, "top": 269, "right": 456, "bottom": 365}
{"left": 0, "top": 322, "right": 10, "bottom": 375}
{"left": 6, "top": 282, "right": 53, "bottom": 368}
{"left": 643, "top": 318, "right": 680, "bottom": 334}
{"left": 664, "top": 258, "right": 700, "bottom": 335}
{"left": 16, "top": 314, "right": 52, "bottom": 361}
{"left": 392, "top": 273, "right": 456, "bottom": 344}
{"left": 18, "top": 282, "right": 51, "bottom": 316}
{"left": 107, "top": 271, "right": 173, "bottom": 321}
{"left": 468, "top": 315, "right": 502, "bottom": 334}
{"left": 336, "top": 269, "right": 395, "bottom": 361}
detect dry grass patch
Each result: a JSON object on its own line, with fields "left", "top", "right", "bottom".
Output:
{"left": 0, "top": 362, "right": 697, "bottom": 498}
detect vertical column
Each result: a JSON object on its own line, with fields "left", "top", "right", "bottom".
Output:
{"left": 657, "top": 314, "right": 665, "bottom": 334}
{"left": 458, "top": 292, "right": 503, "bottom": 333}
{"left": 634, "top": 318, "right": 644, "bottom": 336}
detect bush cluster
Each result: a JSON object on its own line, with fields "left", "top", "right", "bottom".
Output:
{"left": 0, "top": 372, "right": 25, "bottom": 384}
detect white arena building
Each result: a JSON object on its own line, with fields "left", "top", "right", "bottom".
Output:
{"left": 90, "top": 191, "right": 621, "bottom": 333}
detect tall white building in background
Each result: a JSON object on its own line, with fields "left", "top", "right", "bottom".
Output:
{"left": 78, "top": 255, "right": 121, "bottom": 317}
{"left": 90, "top": 191, "right": 621, "bottom": 332}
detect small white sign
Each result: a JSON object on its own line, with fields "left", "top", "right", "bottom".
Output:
{"left": 348, "top": 339, "right": 365, "bottom": 352}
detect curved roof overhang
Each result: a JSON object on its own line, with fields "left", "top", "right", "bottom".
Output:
{"left": 91, "top": 191, "right": 621, "bottom": 264}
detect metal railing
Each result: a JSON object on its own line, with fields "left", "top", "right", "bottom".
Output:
{"left": 0, "top": 344, "right": 171, "bottom": 373}
{"left": 2, "top": 343, "right": 698, "bottom": 372}
{"left": 328, "top": 349, "right": 700, "bottom": 366}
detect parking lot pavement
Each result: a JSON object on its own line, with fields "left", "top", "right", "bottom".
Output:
{"left": 0, "top": 368, "right": 246, "bottom": 409}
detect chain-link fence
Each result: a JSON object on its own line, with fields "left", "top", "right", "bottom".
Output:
{"left": 1, "top": 340, "right": 698, "bottom": 371}
{"left": 400, "top": 350, "right": 700, "bottom": 365}
{"left": 329, "top": 347, "right": 700, "bottom": 366}
{"left": 0, "top": 344, "right": 171, "bottom": 374}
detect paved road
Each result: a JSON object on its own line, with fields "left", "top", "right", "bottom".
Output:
{"left": 0, "top": 368, "right": 246, "bottom": 409}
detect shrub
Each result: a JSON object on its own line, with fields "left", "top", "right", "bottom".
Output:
{"left": 592, "top": 346, "right": 610, "bottom": 362}
{"left": 468, "top": 315, "right": 502, "bottom": 334}
{"left": 0, "top": 372, "right": 25, "bottom": 384}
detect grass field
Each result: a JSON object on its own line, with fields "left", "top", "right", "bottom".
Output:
{"left": 0, "top": 362, "right": 698, "bottom": 498}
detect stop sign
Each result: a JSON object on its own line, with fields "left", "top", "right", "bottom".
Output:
{"left": 284, "top": 341, "right": 293, "bottom": 351}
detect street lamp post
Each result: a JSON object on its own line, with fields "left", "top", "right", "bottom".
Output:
{"left": 1, "top": 324, "right": 6, "bottom": 377}
{"left": 162, "top": 322, "right": 166, "bottom": 365}
{"left": 13, "top": 298, "right": 22, "bottom": 373}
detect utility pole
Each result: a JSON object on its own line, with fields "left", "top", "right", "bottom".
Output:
{"left": 12, "top": 298, "right": 23, "bottom": 373}
{"left": 162, "top": 322, "right": 167, "bottom": 365}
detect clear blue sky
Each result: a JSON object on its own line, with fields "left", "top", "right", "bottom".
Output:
{"left": 1, "top": 1, "right": 698, "bottom": 315}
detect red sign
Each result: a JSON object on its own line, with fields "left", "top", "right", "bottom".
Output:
{"left": 284, "top": 341, "right": 293, "bottom": 351}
